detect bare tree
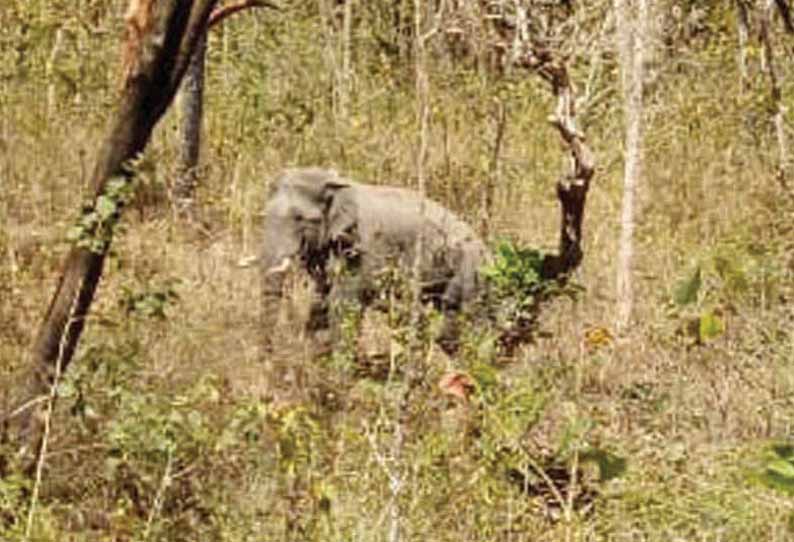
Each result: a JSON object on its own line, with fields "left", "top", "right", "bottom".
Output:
{"left": 4, "top": 0, "right": 219, "bottom": 465}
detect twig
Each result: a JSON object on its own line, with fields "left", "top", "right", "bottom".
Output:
{"left": 143, "top": 448, "right": 174, "bottom": 541}
{"left": 208, "top": 0, "right": 280, "bottom": 28}
{"left": 1, "top": 396, "right": 48, "bottom": 425}
{"left": 365, "top": 425, "right": 403, "bottom": 542}
{"left": 25, "top": 286, "right": 82, "bottom": 539}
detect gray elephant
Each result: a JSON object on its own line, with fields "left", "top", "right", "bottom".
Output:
{"left": 260, "top": 167, "right": 491, "bottom": 352}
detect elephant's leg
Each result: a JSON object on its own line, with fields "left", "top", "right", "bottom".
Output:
{"left": 305, "top": 274, "right": 365, "bottom": 355}
{"left": 437, "top": 249, "right": 485, "bottom": 354}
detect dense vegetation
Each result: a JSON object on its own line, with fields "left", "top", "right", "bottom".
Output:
{"left": 1, "top": 1, "right": 793, "bottom": 540}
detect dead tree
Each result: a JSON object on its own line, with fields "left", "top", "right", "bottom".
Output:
{"left": 502, "top": 5, "right": 598, "bottom": 281}
{"left": 3, "top": 0, "right": 220, "bottom": 466}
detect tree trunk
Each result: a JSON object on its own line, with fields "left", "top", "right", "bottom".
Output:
{"left": 173, "top": 31, "right": 207, "bottom": 218}
{"left": 615, "top": 0, "right": 647, "bottom": 331}
{"left": 172, "top": 1, "right": 278, "bottom": 217}
{"left": 6, "top": 0, "right": 219, "bottom": 462}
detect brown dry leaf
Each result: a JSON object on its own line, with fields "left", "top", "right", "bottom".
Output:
{"left": 583, "top": 326, "right": 614, "bottom": 353}
{"left": 438, "top": 371, "right": 476, "bottom": 402}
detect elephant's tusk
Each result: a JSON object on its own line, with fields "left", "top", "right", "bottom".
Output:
{"left": 265, "top": 256, "right": 292, "bottom": 276}
{"left": 236, "top": 255, "right": 260, "bottom": 268}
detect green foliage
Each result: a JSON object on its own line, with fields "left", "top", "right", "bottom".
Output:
{"left": 66, "top": 175, "right": 136, "bottom": 253}
{"left": 0, "top": 470, "right": 30, "bottom": 538}
{"left": 673, "top": 266, "right": 701, "bottom": 307}
{"left": 697, "top": 310, "right": 725, "bottom": 343}
{"left": 579, "top": 447, "right": 628, "bottom": 483}
{"left": 758, "top": 444, "right": 794, "bottom": 496}
{"left": 482, "top": 239, "right": 546, "bottom": 305}
{"left": 120, "top": 279, "right": 180, "bottom": 320}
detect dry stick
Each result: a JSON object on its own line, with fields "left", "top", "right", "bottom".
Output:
{"left": 142, "top": 448, "right": 174, "bottom": 542}
{"left": 382, "top": 5, "right": 447, "bottom": 542}
{"left": 25, "top": 284, "right": 83, "bottom": 539}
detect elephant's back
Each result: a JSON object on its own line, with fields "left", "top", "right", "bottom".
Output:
{"left": 350, "top": 184, "right": 490, "bottom": 270}
{"left": 354, "top": 185, "right": 481, "bottom": 241}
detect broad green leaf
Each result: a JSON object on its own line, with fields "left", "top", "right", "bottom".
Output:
{"left": 673, "top": 267, "right": 701, "bottom": 306}
{"left": 698, "top": 311, "right": 724, "bottom": 342}
{"left": 580, "top": 448, "right": 628, "bottom": 482}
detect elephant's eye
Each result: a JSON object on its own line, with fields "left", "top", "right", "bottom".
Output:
{"left": 294, "top": 211, "right": 320, "bottom": 224}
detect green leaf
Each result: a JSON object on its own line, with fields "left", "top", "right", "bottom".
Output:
{"left": 95, "top": 195, "right": 117, "bottom": 220}
{"left": 580, "top": 447, "right": 628, "bottom": 482}
{"left": 698, "top": 311, "right": 724, "bottom": 342}
{"left": 673, "top": 267, "right": 701, "bottom": 306}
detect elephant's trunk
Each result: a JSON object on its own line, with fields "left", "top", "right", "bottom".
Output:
{"left": 260, "top": 254, "right": 293, "bottom": 351}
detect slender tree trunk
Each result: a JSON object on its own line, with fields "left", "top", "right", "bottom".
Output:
{"left": 736, "top": 0, "right": 751, "bottom": 91}
{"left": 46, "top": 28, "right": 65, "bottom": 119}
{"left": 615, "top": 0, "right": 647, "bottom": 331}
{"left": 6, "top": 0, "right": 218, "bottom": 461}
{"left": 480, "top": 99, "right": 506, "bottom": 240}
{"left": 318, "top": 0, "right": 340, "bottom": 118}
{"left": 760, "top": 0, "right": 789, "bottom": 182}
{"left": 339, "top": 0, "right": 354, "bottom": 121}
{"left": 173, "top": 32, "right": 207, "bottom": 218}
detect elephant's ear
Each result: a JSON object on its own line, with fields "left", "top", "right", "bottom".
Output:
{"left": 323, "top": 182, "right": 357, "bottom": 244}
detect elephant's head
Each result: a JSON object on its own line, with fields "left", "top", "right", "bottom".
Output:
{"left": 260, "top": 168, "right": 357, "bottom": 293}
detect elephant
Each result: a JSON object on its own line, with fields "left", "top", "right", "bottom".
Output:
{"left": 259, "top": 167, "right": 491, "bottom": 353}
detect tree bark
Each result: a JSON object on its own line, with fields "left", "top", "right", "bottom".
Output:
{"left": 6, "top": 0, "right": 219, "bottom": 462}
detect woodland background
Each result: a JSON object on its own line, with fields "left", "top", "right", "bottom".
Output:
{"left": 1, "top": 0, "right": 794, "bottom": 541}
